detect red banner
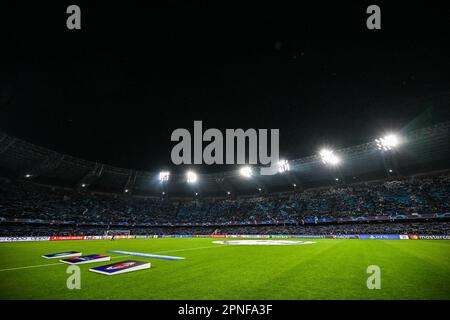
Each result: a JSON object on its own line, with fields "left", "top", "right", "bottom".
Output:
{"left": 49, "top": 236, "right": 85, "bottom": 241}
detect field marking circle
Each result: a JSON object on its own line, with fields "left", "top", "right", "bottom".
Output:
{"left": 212, "top": 240, "right": 316, "bottom": 246}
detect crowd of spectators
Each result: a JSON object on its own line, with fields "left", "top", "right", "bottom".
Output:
{"left": 0, "top": 221, "right": 448, "bottom": 237}
{"left": 0, "top": 172, "right": 449, "bottom": 236}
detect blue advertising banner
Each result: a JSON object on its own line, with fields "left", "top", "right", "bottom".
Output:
{"left": 359, "top": 235, "right": 402, "bottom": 239}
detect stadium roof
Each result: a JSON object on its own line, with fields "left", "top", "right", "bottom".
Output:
{"left": 0, "top": 121, "right": 449, "bottom": 197}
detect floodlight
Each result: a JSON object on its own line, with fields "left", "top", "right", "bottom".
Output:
{"left": 186, "top": 171, "right": 198, "bottom": 183}
{"left": 81, "top": 183, "right": 87, "bottom": 188}
{"left": 375, "top": 134, "right": 400, "bottom": 151}
{"left": 227, "top": 191, "right": 231, "bottom": 195}
{"left": 278, "top": 160, "right": 290, "bottom": 173}
{"left": 124, "top": 189, "right": 129, "bottom": 193}
{"left": 159, "top": 171, "right": 170, "bottom": 182}
{"left": 319, "top": 149, "right": 340, "bottom": 165}
{"left": 162, "top": 192, "right": 165, "bottom": 195}
{"left": 293, "top": 183, "right": 297, "bottom": 187}
{"left": 25, "top": 174, "right": 32, "bottom": 178}
{"left": 239, "top": 166, "right": 253, "bottom": 178}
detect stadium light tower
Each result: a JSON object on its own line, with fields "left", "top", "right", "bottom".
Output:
{"left": 319, "top": 149, "right": 340, "bottom": 166}
{"left": 186, "top": 171, "right": 198, "bottom": 184}
{"left": 239, "top": 166, "right": 253, "bottom": 178}
{"left": 278, "top": 160, "right": 290, "bottom": 173}
{"left": 375, "top": 134, "right": 400, "bottom": 151}
{"left": 159, "top": 171, "right": 170, "bottom": 182}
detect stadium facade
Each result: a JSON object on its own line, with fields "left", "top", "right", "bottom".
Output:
{"left": 0, "top": 121, "right": 448, "bottom": 198}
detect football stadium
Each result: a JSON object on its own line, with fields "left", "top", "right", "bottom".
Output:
{"left": 0, "top": 121, "right": 449, "bottom": 300}
{"left": 0, "top": 2, "right": 449, "bottom": 309}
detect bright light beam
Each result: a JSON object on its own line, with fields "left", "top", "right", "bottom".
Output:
{"left": 375, "top": 134, "right": 400, "bottom": 151}
{"left": 186, "top": 171, "right": 198, "bottom": 183}
{"left": 159, "top": 171, "right": 170, "bottom": 182}
{"left": 319, "top": 149, "right": 340, "bottom": 166}
{"left": 239, "top": 166, "right": 253, "bottom": 178}
{"left": 278, "top": 160, "right": 290, "bottom": 173}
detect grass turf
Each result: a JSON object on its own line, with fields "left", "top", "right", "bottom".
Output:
{"left": 0, "top": 238, "right": 449, "bottom": 300}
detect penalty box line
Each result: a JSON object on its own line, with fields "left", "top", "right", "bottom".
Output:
{"left": 0, "top": 244, "right": 230, "bottom": 272}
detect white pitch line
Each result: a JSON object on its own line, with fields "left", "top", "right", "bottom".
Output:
{"left": 150, "top": 244, "right": 230, "bottom": 255}
{"left": 0, "top": 244, "right": 229, "bottom": 272}
{"left": 0, "top": 255, "right": 129, "bottom": 273}
{"left": 0, "top": 262, "right": 62, "bottom": 272}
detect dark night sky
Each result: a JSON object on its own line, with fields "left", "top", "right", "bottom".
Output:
{"left": 0, "top": 2, "right": 449, "bottom": 173}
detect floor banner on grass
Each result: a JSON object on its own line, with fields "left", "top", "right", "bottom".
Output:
{"left": 42, "top": 251, "right": 82, "bottom": 259}
{"left": 89, "top": 260, "right": 151, "bottom": 275}
{"left": 60, "top": 254, "right": 111, "bottom": 264}
{"left": 109, "top": 250, "right": 185, "bottom": 260}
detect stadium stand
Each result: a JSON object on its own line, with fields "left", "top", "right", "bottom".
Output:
{"left": 0, "top": 121, "right": 449, "bottom": 236}
{"left": 1, "top": 121, "right": 449, "bottom": 198}
{"left": 0, "top": 171, "right": 449, "bottom": 236}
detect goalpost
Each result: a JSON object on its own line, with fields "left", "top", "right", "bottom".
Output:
{"left": 105, "top": 229, "right": 131, "bottom": 236}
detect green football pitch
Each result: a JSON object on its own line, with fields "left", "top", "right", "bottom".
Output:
{"left": 0, "top": 238, "right": 449, "bottom": 300}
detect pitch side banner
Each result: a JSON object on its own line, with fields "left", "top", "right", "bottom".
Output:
{"left": 359, "top": 235, "right": 402, "bottom": 239}
{"left": 134, "top": 235, "right": 158, "bottom": 239}
{"left": 225, "top": 235, "right": 271, "bottom": 238}
{"left": 49, "top": 236, "right": 85, "bottom": 241}
{"left": 0, "top": 236, "right": 50, "bottom": 242}
{"left": 292, "top": 235, "right": 328, "bottom": 239}
{"left": 418, "top": 235, "right": 450, "bottom": 240}
{"left": 1, "top": 234, "right": 449, "bottom": 242}
{"left": 84, "top": 235, "right": 105, "bottom": 240}
{"left": 107, "top": 235, "right": 135, "bottom": 239}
